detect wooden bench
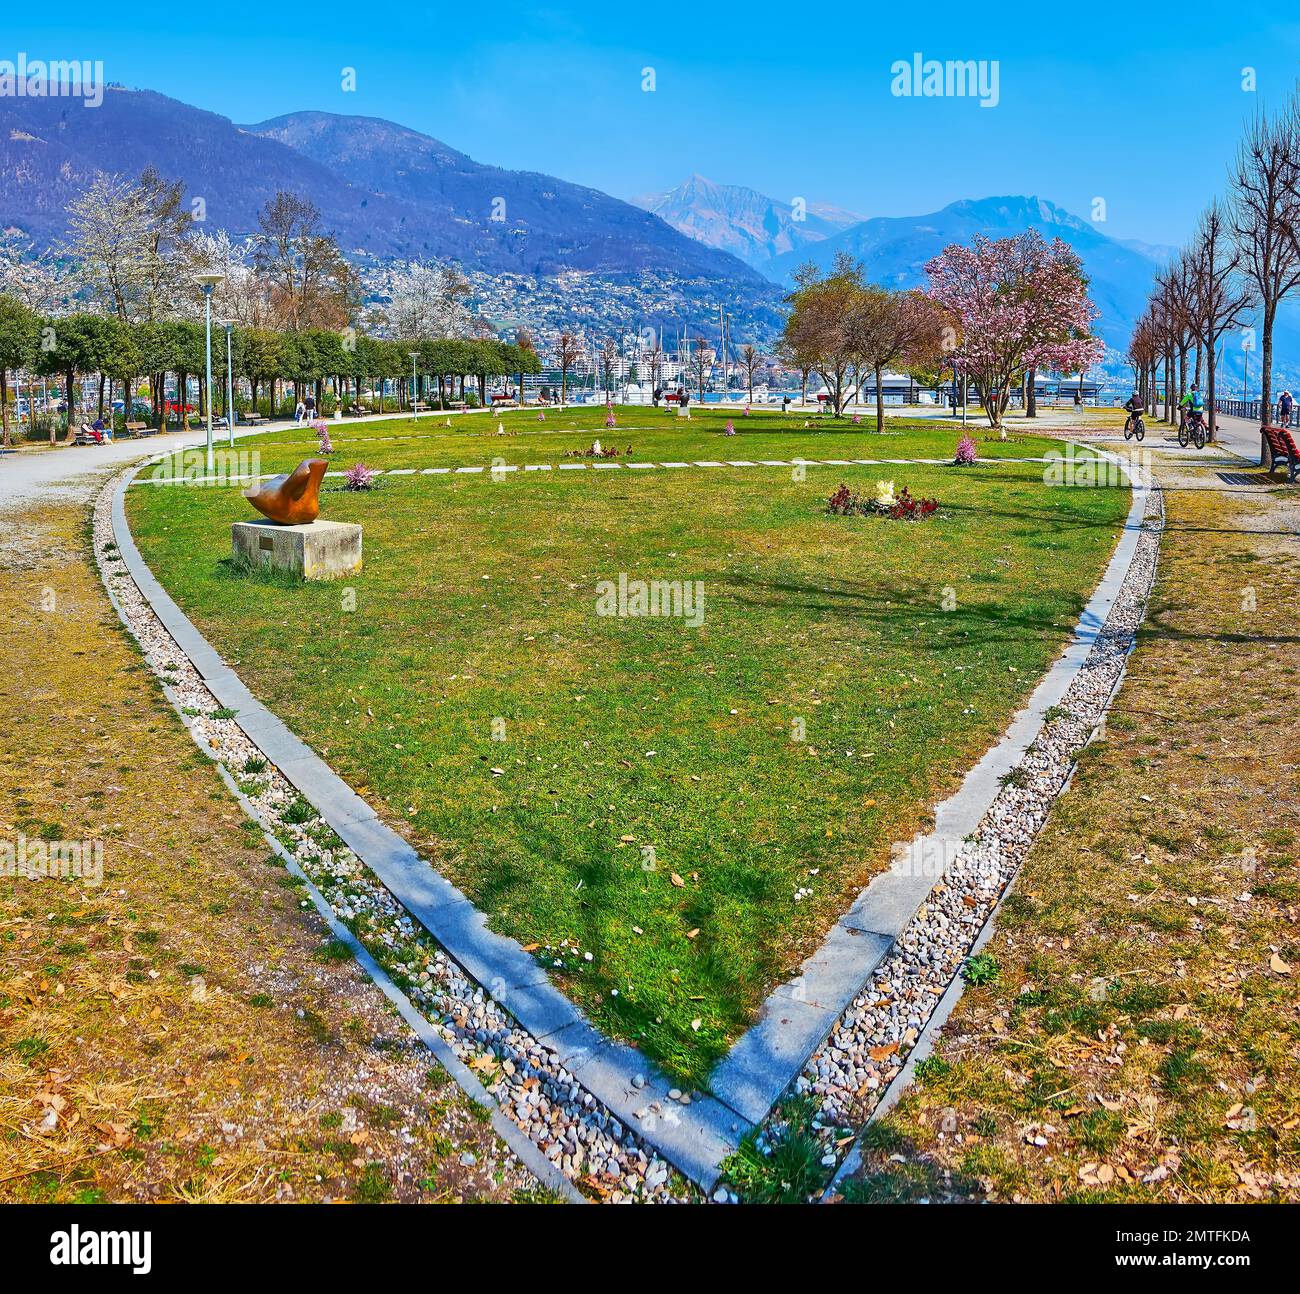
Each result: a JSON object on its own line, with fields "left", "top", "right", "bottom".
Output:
{"left": 124, "top": 421, "right": 149, "bottom": 437}
{"left": 1262, "top": 424, "right": 1300, "bottom": 481}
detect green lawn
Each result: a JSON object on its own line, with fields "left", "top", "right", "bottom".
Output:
{"left": 128, "top": 408, "right": 1130, "bottom": 1085}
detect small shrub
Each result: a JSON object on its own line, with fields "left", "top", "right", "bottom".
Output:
{"left": 962, "top": 952, "right": 1000, "bottom": 986}
{"left": 954, "top": 432, "right": 978, "bottom": 465}
{"left": 282, "top": 797, "right": 314, "bottom": 825}
{"left": 343, "top": 462, "right": 376, "bottom": 491}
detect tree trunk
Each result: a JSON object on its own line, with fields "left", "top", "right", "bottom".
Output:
{"left": 1026, "top": 367, "right": 1037, "bottom": 418}
{"left": 874, "top": 364, "right": 885, "bottom": 433}
{"left": 1, "top": 369, "right": 9, "bottom": 449}
{"left": 1261, "top": 302, "right": 1276, "bottom": 426}
{"left": 65, "top": 369, "right": 76, "bottom": 441}
{"left": 1207, "top": 349, "right": 1217, "bottom": 441}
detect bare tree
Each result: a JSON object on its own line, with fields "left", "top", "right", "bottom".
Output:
{"left": 782, "top": 253, "right": 864, "bottom": 416}
{"left": 689, "top": 337, "right": 715, "bottom": 401}
{"left": 847, "top": 288, "right": 948, "bottom": 432}
{"left": 135, "top": 166, "right": 197, "bottom": 322}
{"left": 1158, "top": 252, "right": 1201, "bottom": 416}
{"left": 555, "top": 332, "right": 581, "bottom": 405}
{"left": 600, "top": 338, "right": 619, "bottom": 396}
{"left": 252, "top": 192, "right": 357, "bottom": 331}
{"left": 642, "top": 335, "right": 665, "bottom": 401}
{"left": 1186, "top": 202, "right": 1254, "bottom": 438}
{"left": 1230, "top": 99, "right": 1300, "bottom": 424}
{"left": 739, "top": 343, "right": 762, "bottom": 403}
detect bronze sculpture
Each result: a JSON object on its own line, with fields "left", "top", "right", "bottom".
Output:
{"left": 246, "top": 458, "right": 329, "bottom": 525}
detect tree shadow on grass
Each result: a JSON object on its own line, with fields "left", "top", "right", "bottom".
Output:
{"left": 724, "top": 570, "right": 1087, "bottom": 650}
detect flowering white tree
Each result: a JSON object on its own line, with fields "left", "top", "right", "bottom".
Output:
{"left": 925, "top": 231, "right": 1104, "bottom": 427}
{"left": 384, "top": 260, "right": 472, "bottom": 340}
{"left": 189, "top": 229, "right": 270, "bottom": 327}
{"left": 0, "top": 233, "right": 64, "bottom": 311}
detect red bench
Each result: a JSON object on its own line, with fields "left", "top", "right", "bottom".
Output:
{"left": 1262, "top": 424, "right": 1299, "bottom": 482}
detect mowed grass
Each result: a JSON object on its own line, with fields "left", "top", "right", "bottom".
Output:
{"left": 128, "top": 409, "right": 1130, "bottom": 1085}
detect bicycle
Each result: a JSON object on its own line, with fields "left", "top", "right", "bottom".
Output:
{"left": 1123, "top": 411, "right": 1145, "bottom": 441}
{"left": 1179, "top": 410, "right": 1207, "bottom": 449}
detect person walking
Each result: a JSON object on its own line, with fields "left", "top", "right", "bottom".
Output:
{"left": 293, "top": 398, "right": 305, "bottom": 426}
{"left": 1278, "top": 389, "right": 1294, "bottom": 426}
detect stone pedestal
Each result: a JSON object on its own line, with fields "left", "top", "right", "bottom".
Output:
{"left": 232, "top": 519, "right": 362, "bottom": 581}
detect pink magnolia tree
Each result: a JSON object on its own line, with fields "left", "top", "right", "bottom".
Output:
{"left": 925, "top": 231, "right": 1104, "bottom": 428}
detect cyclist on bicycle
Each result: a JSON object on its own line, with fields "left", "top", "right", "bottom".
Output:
{"left": 1123, "top": 391, "right": 1143, "bottom": 433}
{"left": 1181, "top": 384, "right": 1205, "bottom": 421}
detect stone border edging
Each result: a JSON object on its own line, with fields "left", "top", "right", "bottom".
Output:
{"left": 109, "top": 444, "right": 1151, "bottom": 1193}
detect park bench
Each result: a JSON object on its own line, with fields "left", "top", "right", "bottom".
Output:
{"left": 124, "top": 420, "right": 149, "bottom": 436}
{"left": 74, "top": 423, "right": 106, "bottom": 446}
{"left": 1262, "top": 424, "right": 1300, "bottom": 482}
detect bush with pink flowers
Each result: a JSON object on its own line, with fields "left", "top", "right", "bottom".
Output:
{"left": 344, "top": 462, "right": 377, "bottom": 491}
{"left": 954, "top": 433, "right": 978, "bottom": 465}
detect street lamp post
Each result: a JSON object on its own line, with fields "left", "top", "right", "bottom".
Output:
{"left": 220, "top": 321, "right": 236, "bottom": 448}
{"left": 194, "top": 273, "right": 224, "bottom": 473}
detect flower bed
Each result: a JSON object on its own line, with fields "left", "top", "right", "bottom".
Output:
{"left": 827, "top": 480, "right": 939, "bottom": 520}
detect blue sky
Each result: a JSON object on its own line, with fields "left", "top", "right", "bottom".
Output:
{"left": 10, "top": 1, "right": 1300, "bottom": 245}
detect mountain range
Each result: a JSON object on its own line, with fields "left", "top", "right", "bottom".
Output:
{"left": 0, "top": 87, "right": 767, "bottom": 285}
{"left": 640, "top": 186, "right": 1164, "bottom": 355}
{"left": 631, "top": 175, "right": 861, "bottom": 270}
